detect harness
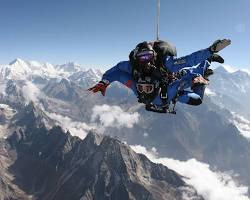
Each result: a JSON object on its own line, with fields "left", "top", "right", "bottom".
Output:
{"left": 129, "top": 40, "right": 178, "bottom": 113}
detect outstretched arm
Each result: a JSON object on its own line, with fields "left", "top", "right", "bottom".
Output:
{"left": 88, "top": 61, "right": 134, "bottom": 96}
{"left": 102, "top": 61, "right": 132, "bottom": 83}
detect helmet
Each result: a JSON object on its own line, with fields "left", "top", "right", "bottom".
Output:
{"left": 136, "top": 76, "right": 160, "bottom": 105}
{"left": 133, "top": 42, "right": 156, "bottom": 65}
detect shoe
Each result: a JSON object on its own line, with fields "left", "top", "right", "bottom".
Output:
{"left": 207, "top": 54, "right": 224, "bottom": 63}
{"left": 204, "top": 68, "right": 214, "bottom": 80}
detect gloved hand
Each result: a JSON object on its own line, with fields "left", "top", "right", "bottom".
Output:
{"left": 88, "top": 80, "right": 109, "bottom": 96}
{"left": 209, "top": 39, "right": 231, "bottom": 53}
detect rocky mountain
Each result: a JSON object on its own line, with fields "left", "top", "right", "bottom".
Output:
{"left": 68, "top": 68, "right": 102, "bottom": 87}
{"left": 0, "top": 58, "right": 101, "bottom": 87}
{"left": 1, "top": 59, "right": 250, "bottom": 198}
{"left": 43, "top": 78, "right": 84, "bottom": 102}
{"left": 0, "top": 103, "right": 203, "bottom": 200}
{"left": 209, "top": 65, "right": 250, "bottom": 118}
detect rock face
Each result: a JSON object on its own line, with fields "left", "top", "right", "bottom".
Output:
{"left": 0, "top": 104, "right": 203, "bottom": 200}
{"left": 2, "top": 59, "right": 250, "bottom": 198}
{"left": 209, "top": 66, "right": 250, "bottom": 118}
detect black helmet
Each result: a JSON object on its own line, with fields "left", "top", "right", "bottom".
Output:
{"left": 136, "top": 76, "right": 160, "bottom": 105}
{"left": 153, "top": 40, "right": 177, "bottom": 58}
{"left": 133, "top": 42, "right": 156, "bottom": 65}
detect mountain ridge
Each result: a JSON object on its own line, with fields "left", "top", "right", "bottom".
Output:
{"left": 0, "top": 103, "right": 204, "bottom": 200}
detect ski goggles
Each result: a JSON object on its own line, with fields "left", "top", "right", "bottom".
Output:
{"left": 136, "top": 83, "right": 154, "bottom": 94}
{"left": 136, "top": 51, "right": 154, "bottom": 64}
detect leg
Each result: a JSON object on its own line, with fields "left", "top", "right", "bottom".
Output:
{"left": 188, "top": 61, "right": 211, "bottom": 100}
{"left": 189, "top": 60, "right": 211, "bottom": 76}
{"left": 177, "top": 91, "right": 202, "bottom": 106}
{"left": 167, "top": 70, "right": 204, "bottom": 104}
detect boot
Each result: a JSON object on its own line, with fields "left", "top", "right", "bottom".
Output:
{"left": 207, "top": 54, "right": 224, "bottom": 63}
{"left": 204, "top": 68, "right": 214, "bottom": 80}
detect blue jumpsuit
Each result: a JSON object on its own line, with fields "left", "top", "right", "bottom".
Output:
{"left": 102, "top": 48, "right": 212, "bottom": 106}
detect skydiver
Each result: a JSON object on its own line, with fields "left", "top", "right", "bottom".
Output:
{"left": 88, "top": 39, "right": 231, "bottom": 113}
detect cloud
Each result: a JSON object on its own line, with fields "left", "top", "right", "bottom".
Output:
{"left": 21, "top": 81, "right": 41, "bottom": 103}
{"left": 131, "top": 145, "right": 249, "bottom": 200}
{"left": 91, "top": 104, "right": 140, "bottom": 128}
{"left": 43, "top": 105, "right": 139, "bottom": 140}
{"left": 46, "top": 112, "right": 96, "bottom": 139}
{"left": 0, "top": 82, "right": 6, "bottom": 96}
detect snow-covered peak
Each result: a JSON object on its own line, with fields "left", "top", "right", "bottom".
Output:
{"left": 214, "top": 65, "right": 250, "bottom": 77}
{"left": 27, "top": 60, "right": 43, "bottom": 67}
{"left": 241, "top": 69, "right": 250, "bottom": 75}
{"left": 231, "top": 69, "right": 250, "bottom": 78}
{"left": 0, "top": 58, "right": 101, "bottom": 84}
{"left": 1, "top": 58, "right": 68, "bottom": 80}
{"left": 56, "top": 62, "right": 82, "bottom": 73}
{"left": 9, "top": 58, "right": 29, "bottom": 67}
{"left": 214, "top": 65, "right": 237, "bottom": 74}
{"left": 7, "top": 58, "right": 32, "bottom": 79}
{"left": 68, "top": 68, "right": 102, "bottom": 85}
{"left": 85, "top": 68, "right": 102, "bottom": 79}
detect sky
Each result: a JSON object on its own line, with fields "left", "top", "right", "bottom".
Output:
{"left": 0, "top": 0, "right": 249, "bottom": 70}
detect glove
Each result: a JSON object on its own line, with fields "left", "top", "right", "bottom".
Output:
{"left": 88, "top": 80, "right": 109, "bottom": 96}
{"left": 209, "top": 39, "right": 231, "bottom": 53}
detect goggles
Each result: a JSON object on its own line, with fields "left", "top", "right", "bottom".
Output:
{"left": 136, "top": 83, "right": 154, "bottom": 94}
{"left": 136, "top": 51, "right": 154, "bottom": 64}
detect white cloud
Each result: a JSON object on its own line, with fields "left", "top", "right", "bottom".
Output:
{"left": 21, "top": 81, "right": 41, "bottom": 103}
{"left": 46, "top": 112, "right": 95, "bottom": 139}
{"left": 0, "top": 82, "right": 6, "bottom": 96}
{"left": 43, "top": 105, "right": 139, "bottom": 140}
{"left": 91, "top": 104, "right": 140, "bottom": 128}
{"left": 131, "top": 145, "right": 249, "bottom": 200}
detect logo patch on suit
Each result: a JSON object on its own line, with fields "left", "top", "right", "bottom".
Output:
{"left": 174, "top": 58, "right": 186, "bottom": 65}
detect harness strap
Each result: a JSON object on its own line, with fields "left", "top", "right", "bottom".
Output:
{"left": 159, "top": 81, "right": 168, "bottom": 105}
{"left": 145, "top": 104, "right": 168, "bottom": 113}
{"left": 145, "top": 103, "right": 176, "bottom": 114}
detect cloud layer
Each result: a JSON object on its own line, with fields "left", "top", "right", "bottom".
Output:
{"left": 131, "top": 145, "right": 249, "bottom": 200}
{"left": 46, "top": 105, "right": 140, "bottom": 139}
{"left": 46, "top": 112, "right": 95, "bottom": 139}
{"left": 91, "top": 104, "right": 140, "bottom": 128}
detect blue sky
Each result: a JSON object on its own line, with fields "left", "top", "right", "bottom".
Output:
{"left": 0, "top": 0, "right": 249, "bottom": 69}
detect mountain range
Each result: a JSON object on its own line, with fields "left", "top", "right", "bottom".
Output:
{"left": 0, "top": 102, "right": 204, "bottom": 200}
{"left": 0, "top": 58, "right": 250, "bottom": 199}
